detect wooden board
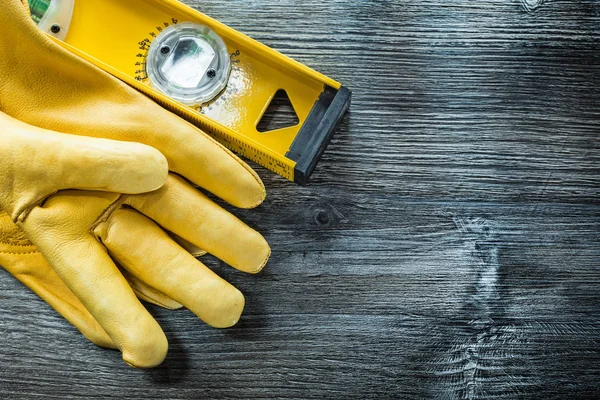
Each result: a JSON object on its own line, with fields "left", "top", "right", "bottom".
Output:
{"left": 1, "top": 0, "right": 599, "bottom": 398}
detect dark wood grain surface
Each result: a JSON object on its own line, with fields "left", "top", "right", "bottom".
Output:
{"left": 1, "top": 0, "right": 599, "bottom": 398}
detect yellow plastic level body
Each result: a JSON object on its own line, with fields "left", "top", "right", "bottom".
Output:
{"left": 53, "top": 0, "right": 344, "bottom": 182}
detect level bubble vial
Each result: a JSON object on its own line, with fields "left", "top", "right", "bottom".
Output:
{"left": 146, "top": 22, "right": 231, "bottom": 106}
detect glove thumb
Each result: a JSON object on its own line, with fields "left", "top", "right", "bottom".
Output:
{"left": 0, "top": 111, "right": 168, "bottom": 221}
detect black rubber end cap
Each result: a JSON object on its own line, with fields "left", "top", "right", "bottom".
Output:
{"left": 286, "top": 85, "right": 352, "bottom": 185}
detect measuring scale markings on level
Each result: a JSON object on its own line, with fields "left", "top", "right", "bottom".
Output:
{"left": 28, "top": 0, "right": 351, "bottom": 184}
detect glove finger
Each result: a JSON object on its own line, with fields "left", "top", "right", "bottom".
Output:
{"left": 22, "top": 192, "right": 169, "bottom": 368}
{"left": 0, "top": 212, "right": 115, "bottom": 348}
{"left": 0, "top": 112, "right": 168, "bottom": 221}
{"left": 121, "top": 232, "right": 204, "bottom": 309}
{"left": 119, "top": 232, "right": 204, "bottom": 308}
{"left": 125, "top": 174, "right": 270, "bottom": 274}
{"left": 94, "top": 208, "right": 246, "bottom": 328}
{"left": 120, "top": 268, "right": 184, "bottom": 310}
{"left": 152, "top": 119, "right": 267, "bottom": 209}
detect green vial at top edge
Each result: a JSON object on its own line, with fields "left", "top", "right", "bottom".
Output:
{"left": 28, "top": 0, "right": 51, "bottom": 24}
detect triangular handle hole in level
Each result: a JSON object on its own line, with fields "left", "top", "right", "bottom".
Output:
{"left": 257, "top": 89, "right": 300, "bottom": 132}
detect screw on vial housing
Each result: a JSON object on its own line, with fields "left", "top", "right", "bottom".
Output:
{"left": 27, "top": 0, "right": 74, "bottom": 41}
{"left": 146, "top": 22, "right": 231, "bottom": 106}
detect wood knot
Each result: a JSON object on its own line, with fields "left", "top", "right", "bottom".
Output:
{"left": 310, "top": 202, "right": 347, "bottom": 228}
{"left": 521, "top": 0, "right": 544, "bottom": 12}
{"left": 314, "top": 209, "right": 331, "bottom": 226}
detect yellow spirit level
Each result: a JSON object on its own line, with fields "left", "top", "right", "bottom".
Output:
{"left": 29, "top": 0, "right": 351, "bottom": 184}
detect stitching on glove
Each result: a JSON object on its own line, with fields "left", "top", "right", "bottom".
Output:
{"left": 0, "top": 240, "right": 35, "bottom": 247}
{"left": 253, "top": 246, "right": 272, "bottom": 274}
{"left": 0, "top": 250, "right": 39, "bottom": 255}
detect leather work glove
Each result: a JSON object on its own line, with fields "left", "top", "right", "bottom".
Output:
{"left": 0, "top": 0, "right": 270, "bottom": 368}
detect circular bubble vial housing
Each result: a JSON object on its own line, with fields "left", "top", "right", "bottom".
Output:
{"left": 146, "top": 22, "right": 231, "bottom": 106}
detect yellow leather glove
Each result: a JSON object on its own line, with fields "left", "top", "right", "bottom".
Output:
{"left": 0, "top": 0, "right": 270, "bottom": 368}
